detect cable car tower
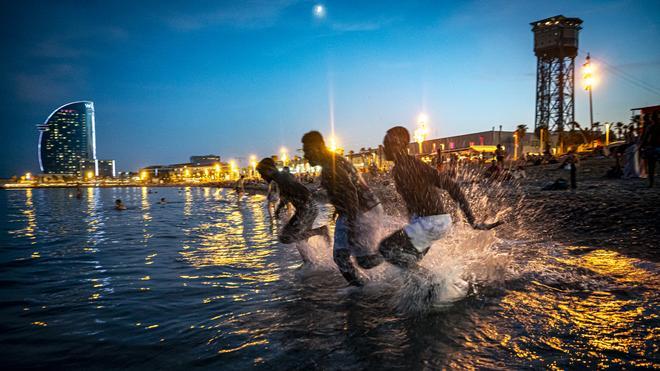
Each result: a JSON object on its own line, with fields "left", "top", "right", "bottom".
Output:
{"left": 531, "top": 15, "right": 582, "bottom": 150}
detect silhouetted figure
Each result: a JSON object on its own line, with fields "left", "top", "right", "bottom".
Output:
{"left": 158, "top": 197, "right": 166, "bottom": 204}
{"left": 559, "top": 148, "right": 579, "bottom": 189}
{"left": 640, "top": 111, "right": 660, "bottom": 187}
{"left": 302, "top": 131, "right": 384, "bottom": 286}
{"left": 115, "top": 199, "right": 126, "bottom": 210}
{"left": 266, "top": 180, "right": 280, "bottom": 218}
{"left": 484, "top": 159, "right": 500, "bottom": 179}
{"left": 235, "top": 175, "right": 245, "bottom": 196}
{"left": 373, "top": 127, "right": 501, "bottom": 269}
{"left": 623, "top": 126, "right": 640, "bottom": 178}
{"left": 75, "top": 186, "right": 83, "bottom": 199}
{"left": 256, "top": 158, "right": 329, "bottom": 250}
{"left": 433, "top": 148, "right": 444, "bottom": 172}
{"left": 495, "top": 144, "right": 505, "bottom": 168}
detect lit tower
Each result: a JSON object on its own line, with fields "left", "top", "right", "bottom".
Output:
{"left": 531, "top": 15, "right": 582, "bottom": 151}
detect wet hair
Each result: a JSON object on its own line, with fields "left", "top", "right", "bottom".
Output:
{"left": 115, "top": 199, "right": 122, "bottom": 204}
{"left": 257, "top": 157, "right": 276, "bottom": 171}
{"left": 386, "top": 126, "right": 410, "bottom": 144}
{"left": 301, "top": 131, "right": 325, "bottom": 147}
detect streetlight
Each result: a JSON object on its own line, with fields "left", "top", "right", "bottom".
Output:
{"left": 25, "top": 172, "right": 32, "bottom": 181}
{"left": 513, "top": 132, "right": 518, "bottom": 161}
{"left": 605, "top": 122, "right": 610, "bottom": 146}
{"left": 250, "top": 155, "right": 257, "bottom": 176}
{"left": 328, "top": 136, "right": 338, "bottom": 153}
{"left": 583, "top": 53, "right": 596, "bottom": 129}
{"left": 413, "top": 113, "right": 429, "bottom": 155}
{"left": 280, "top": 147, "right": 288, "bottom": 166}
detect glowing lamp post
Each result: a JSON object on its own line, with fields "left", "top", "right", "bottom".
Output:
{"left": 605, "top": 122, "right": 610, "bottom": 146}
{"left": 86, "top": 171, "right": 94, "bottom": 180}
{"left": 250, "top": 155, "right": 257, "bottom": 177}
{"left": 513, "top": 132, "right": 518, "bottom": 161}
{"left": 25, "top": 172, "right": 32, "bottom": 181}
{"left": 229, "top": 160, "right": 237, "bottom": 179}
{"left": 214, "top": 163, "right": 221, "bottom": 179}
{"left": 583, "top": 53, "right": 596, "bottom": 129}
{"left": 413, "top": 113, "right": 429, "bottom": 155}
{"left": 328, "top": 136, "right": 338, "bottom": 153}
{"left": 280, "top": 147, "right": 288, "bottom": 166}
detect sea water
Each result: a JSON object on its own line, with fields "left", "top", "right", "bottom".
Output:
{"left": 0, "top": 187, "right": 657, "bottom": 369}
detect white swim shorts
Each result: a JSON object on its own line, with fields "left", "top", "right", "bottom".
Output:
{"left": 403, "top": 214, "right": 452, "bottom": 252}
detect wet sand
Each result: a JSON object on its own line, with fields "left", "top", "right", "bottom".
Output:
{"left": 517, "top": 157, "right": 660, "bottom": 262}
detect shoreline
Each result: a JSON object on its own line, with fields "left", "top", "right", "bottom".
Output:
{"left": 1, "top": 182, "right": 268, "bottom": 191}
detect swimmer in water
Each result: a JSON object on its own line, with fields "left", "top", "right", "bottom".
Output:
{"left": 235, "top": 175, "right": 246, "bottom": 197}
{"left": 75, "top": 186, "right": 83, "bottom": 199}
{"left": 115, "top": 199, "right": 126, "bottom": 210}
{"left": 266, "top": 178, "right": 280, "bottom": 218}
{"left": 375, "top": 126, "right": 501, "bottom": 269}
{"left": 302, "top": 131, "right": 384, "bottom": 286}
{"left": 158, "top": 197, "right": 166, "bottom": 204}
{"left": 256, "top": 158, "right": 329, "bottom": 251}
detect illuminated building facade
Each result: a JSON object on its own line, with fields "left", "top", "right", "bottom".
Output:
{"left": 38, "top": 101, "right": 97, "bottom": 175}
{"left": 190, "top": 155, "right": 221, "bottom": 165}
{"left": 97, "top": 160, "right": 116, "bottom": 178}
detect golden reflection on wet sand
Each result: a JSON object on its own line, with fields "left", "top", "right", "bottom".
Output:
{"left": 497, "top": 249, "right": 657, "bottom": 368}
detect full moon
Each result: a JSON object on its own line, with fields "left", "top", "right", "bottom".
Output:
{"left": 313, "top": 4, "right": 325, "bottom": 18}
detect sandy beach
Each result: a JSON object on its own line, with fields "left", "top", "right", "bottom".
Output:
{"left": 515, "top": 157, "right": 660, "bottom": 262}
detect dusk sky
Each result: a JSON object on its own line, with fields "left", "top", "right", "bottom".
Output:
{"left": 1, "top": 0, "right": 658, "bottom": 176}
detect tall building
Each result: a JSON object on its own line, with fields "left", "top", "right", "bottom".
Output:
{"left": 97, "top": 160, "right": 116, "bottom": 178}
{"left": 37, "top": 101, "right": 97, "bottom": 175}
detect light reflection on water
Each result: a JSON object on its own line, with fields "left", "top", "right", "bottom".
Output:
{"left": 0, "top": 187, "right": 657, "bottom": 369}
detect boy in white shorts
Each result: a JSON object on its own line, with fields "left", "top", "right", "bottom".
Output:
{"left": 376, "top": 126, "right": 501, "bottom": 269}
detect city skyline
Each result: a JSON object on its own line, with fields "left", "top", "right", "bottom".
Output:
{"left": 1, "top": 0, "right": 659, "bottom": 176}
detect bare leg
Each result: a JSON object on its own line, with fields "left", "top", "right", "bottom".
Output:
{"left": 356, "top": 254, "right": 384, "bottom": 269}
{"left": 334, "top": 249, "right": 362, "bottom": 286}
{"left": 280, "top": 225, "right": 328, "bottom": 244}
{"left": 378, "top": 229, "right": 424, "bottom": 269}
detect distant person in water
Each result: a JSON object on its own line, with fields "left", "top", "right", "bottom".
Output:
{"left": 115, "top": 199, "right": 126, "bottom": 210}
{"left": 256, "top": 158, "right": 329, "bottom": 252}
{"left": 302, "top": 131, "right": 384, "bottom": 286}
{"left": 75, "top": 186, "right": 83, "bottom": 199}
{"left": 158, "top": 197, "right": 166, "bottom": 204}
{"left": 373, "top": 126, "right": 501, "bottom": 269}
{"left": 235, "top": 175, "right": 246, "bottom": 196}
{"left": 266, "top": 178, "right": 280, "bottom": 217}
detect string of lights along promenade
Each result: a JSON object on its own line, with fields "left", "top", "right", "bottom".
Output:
{"left": 531, "top": 15, "right": 583, "bottom": 151}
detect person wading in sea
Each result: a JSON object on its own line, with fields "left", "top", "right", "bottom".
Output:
{"left": 372, "top": 126, "right": 501, "bottom": 269}
{"left": 256, "top": 158, "right": 329, "bottom": 262}
{"left": 302, "top": 131, "right": 384, "bottom": 286}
